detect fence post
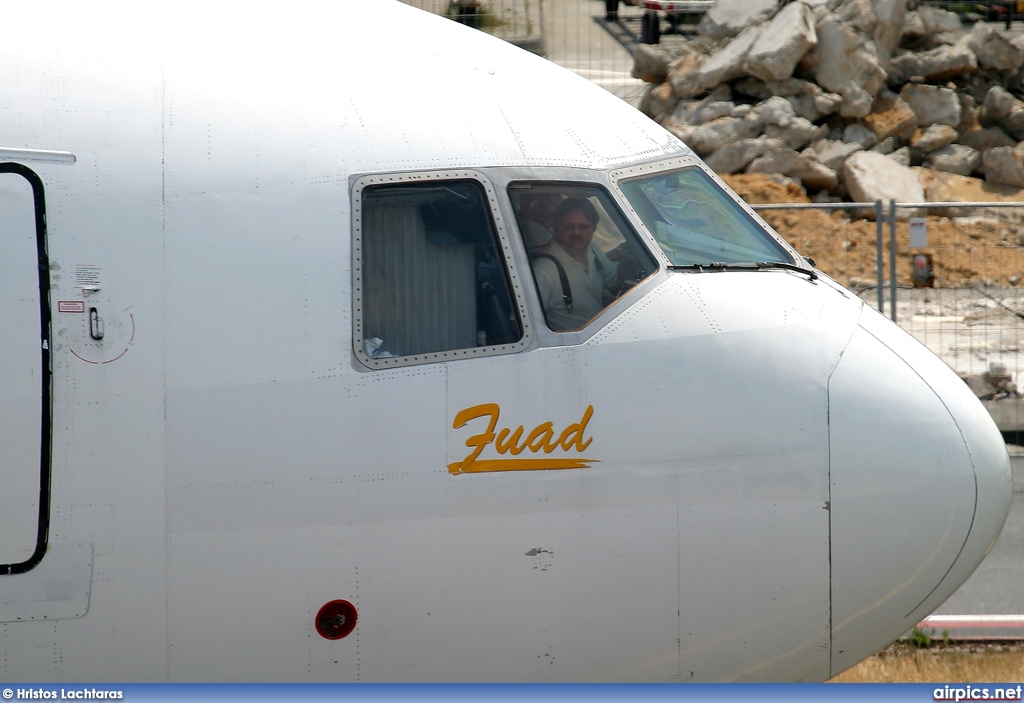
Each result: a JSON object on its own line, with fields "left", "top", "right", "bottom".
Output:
{"left": 889, "top": 199, "right": 897, "bottom": 323}
{"left": 875, "top": 200, "right": 884, "bottom": 316}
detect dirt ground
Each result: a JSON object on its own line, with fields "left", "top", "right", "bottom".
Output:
{"left": 722, "top": 174, "right": 1024, "bottom": 290}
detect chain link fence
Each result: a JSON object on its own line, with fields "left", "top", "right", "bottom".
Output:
{"left": 400, "top": 0, "right": 543, "bottom": 46}
{"left": 400, "top": 0, "right": 653, "bottom": 105}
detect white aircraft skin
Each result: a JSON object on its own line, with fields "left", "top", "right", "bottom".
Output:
{"left": 0, "top": 0, "right": 1012, "bottom": 683}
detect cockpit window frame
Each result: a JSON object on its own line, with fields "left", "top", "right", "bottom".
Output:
{"left": 609, "top": 156, "right": 804, "bottom": 269}
{"left": 351, "top": 169, "right": 533, "bottom": 370}
{"left": 506, "top": 179, "right": 660, "bottom": 334}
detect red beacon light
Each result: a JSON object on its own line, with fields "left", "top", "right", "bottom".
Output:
{"left": 315, "top": 599, "right": 358, "bottom": 640}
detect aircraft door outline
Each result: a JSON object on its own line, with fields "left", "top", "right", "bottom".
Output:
{"left": 0, "top": 162, "right": 52, "bottom": 575}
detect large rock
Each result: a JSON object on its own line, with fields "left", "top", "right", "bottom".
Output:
{"left": 690, "top": 26, "right": 762, "bottom": 96}
{"left": 980, "top": 85, "right": 1019, "bottom": 123}
{"left": 672, "top": 114, "right": 762, "bottom": 156}
{"left": 901, "top": 83, "right": 961, "bottom": 127}
{"left": 836, "top": 0, "right": 877, "bottom": 33}
{"left": 640, "top": 82, "right": 677, "bottom": 122}
{"left": 632, "top": 44, "right": 676, "bottom": 83}
{"left": 964, "top": 21, "right": 1024, "bottom": 72}
{"left": 690, "top": 100, "right": 737, "bottom": 125}
{"left": 923, "top": 144, "right": 981, "bottom": 176}
{"left": 812, "top": 15, "right": 887, "bottom": 117}
{"left": 916, "top": 5, "right": 962, "bottom": 35}
{"left": 765, "top": 115, "right": 828, "bottom": 150}
{"left": 671, "top": 85, "right": 732, "bottom": 122}
{"left": 791, "top": 91, "right": 844, "bottom": 121}
{"left": 747, "top": 148, "right": 839, "bottom": 190}
{"left": 871, "top": 137, "right": 899, "bottom": 154}
{"left": 705, "top": 136, "right": 784, "bottom": 173}
{"left": 958, "top": 125, "right": 1017, "bottom": 151}
{"left": 957, "top": 92, "right": 979, "bottom": 135}
{"left": 667, "top": 45, "right": 710, "bottom": 99}
{"left": 663, "top": 121, "right": 698, "bottom": 146}
{"left": 983, "top": 145, "right": 1024, "bottom": 187}
{"left": 795, "top": 161, "right": 841, "bottom": 192}
{"left": 733, "top": 76, "right": 809, "bottom": 99}
{"left": 671, "top": 86, "right": 739, "bottom": 126}
{"left": 843, "top": 151, "right": 926, "bottom": 217}
{"left": 750, "top": 95, "right": 796, "bottom": 126}
{"left": 1001, "top": 112, "right": 1024, "bottom": 142}
{"left": 744, "top": 2, "right": 817, "bottom": 82}
{"left": 699, "top": 0, "right": 779, "bottom": 39}
{"left": 902, "top": 10, "right": 926, "bottom": 45}
{"left": 887, "top": 146, "right": 912, "bottom": 166}
{"left": 887, "top": 44, "right": 977, "bottom": 84}
{"left": 804, "top": 138, "right": 864, "bottom": 172}
{"left": 980, "top": 86, "right": 1024, "bottom": 140}
{"left": 733, "top": 76, "right": 842, "bottom": 120}
{"left": 872, "top": 0, "right": 908, "bottom": 67}
{"left": 844, "top": 123, "right": 878, "bottom": 148}
{"left": 910, "top": 124, "right": 959, "bottom": 152}
{"left": 862, "top": 96, "right": 918, "bottom": 140}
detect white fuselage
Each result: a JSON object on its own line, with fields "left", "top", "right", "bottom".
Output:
{"left": 0, "top": 1, "right": 1011, "bottom": 682}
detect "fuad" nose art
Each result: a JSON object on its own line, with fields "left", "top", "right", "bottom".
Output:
{"left": 448, "top": 403, "right": 596, "bottom": 474}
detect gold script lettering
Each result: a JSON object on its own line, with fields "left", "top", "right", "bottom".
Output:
{"left": 525, "top": 422, "right": 556, "bottom": 453}
{"left": 450, "top": 403, "right": 500, "bottom": 473}
{"left": 495, "top": 426, "right": 527, "bottom": 455}
{"left": 558, "top": 404, "right": 594, "bottom": 451}
{"left": 448, "top": 404, "right": 597, "bottom": 474}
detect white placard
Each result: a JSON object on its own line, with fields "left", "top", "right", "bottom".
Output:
{"left": 909, "top": 218, "right": 928, "bottom": 248}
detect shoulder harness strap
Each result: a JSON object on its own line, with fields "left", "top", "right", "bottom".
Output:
{"left": 535, "top": 253, "right": 572, "bottom": 314}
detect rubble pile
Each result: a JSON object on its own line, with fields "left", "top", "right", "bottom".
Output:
{"left": 962, "top": 362, "right": 1019, "bottom": 399}
{"left": 634, "top": 0, "right": 1024, "bottom": 209}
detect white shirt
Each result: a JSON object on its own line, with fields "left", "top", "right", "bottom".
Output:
{"left": 532, "top": 241, "right": 618, "bottom": 331}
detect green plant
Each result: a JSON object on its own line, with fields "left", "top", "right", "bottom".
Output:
{"left": 905, "top": 625, "right": 944, "bottom": 649}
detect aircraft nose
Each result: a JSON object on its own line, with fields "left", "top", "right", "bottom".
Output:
{"left": 828, "top": 307, "right": 1011, "bottom": 676}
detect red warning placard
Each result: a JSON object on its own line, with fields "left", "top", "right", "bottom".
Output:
{"left": 58, "top": 301, "right": 86, "bottom": 313}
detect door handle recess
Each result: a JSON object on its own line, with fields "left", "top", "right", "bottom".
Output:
{"left": 89, "top": 307, "right": 104, "bottom": 340}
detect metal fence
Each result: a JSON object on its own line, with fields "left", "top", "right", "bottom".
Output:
{"left": 400, "top": 0, "right": 543, "bottom": 45}
{"left": 401, "top": 0, "right": 655, "bottom": 106}
{"left": 752, "top": 200, "right": 1024, "bottom": 437}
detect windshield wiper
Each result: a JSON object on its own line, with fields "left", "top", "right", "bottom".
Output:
{"left": 754, "top": 261, "right": 818, "bottom": 280}
{"left": 667, "top": 261, "right": 817, "bottom": 281}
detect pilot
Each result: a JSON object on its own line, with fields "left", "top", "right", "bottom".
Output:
{"left": 531, "top": 197, "right": 618, "bottom": 331}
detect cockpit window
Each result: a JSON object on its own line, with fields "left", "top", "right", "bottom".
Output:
{"left": 618, "top": 168, "right": 793, "bottom": 266}
{"left": 354, "top": 176, "right": 527, "bottom": 368}
{"left": 508, "top": 182, "right": 657, "bottom": 333}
